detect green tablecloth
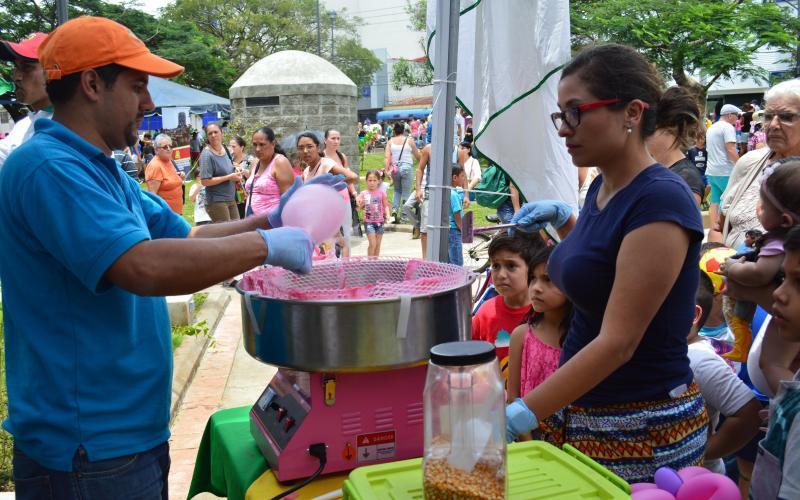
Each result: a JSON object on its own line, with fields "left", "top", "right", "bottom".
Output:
{"left": 188, "top": 406, "right": 267, "bottom": 500}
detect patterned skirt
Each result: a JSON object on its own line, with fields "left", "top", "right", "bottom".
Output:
{"left": 544, "top": 383, "right": 708, "bottom": 484}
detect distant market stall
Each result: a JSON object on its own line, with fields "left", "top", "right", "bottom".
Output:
{"left": 139, "top": 76, "right": 230, "bottom": 131}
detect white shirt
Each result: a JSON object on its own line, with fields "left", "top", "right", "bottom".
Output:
{"left": 463, "top": 157, "right": 482, "bottom": 186}
{"left": 687, "top": 339, "right": 756, "bottom": 474}
{"left": 0, "top": 109, "right": 53, "bottom": 171}
{"left": 454, "top": 113, "right": 465, "bottom": 145}
{"left": 705, "top": 120, "right": 737, "bottom": 177}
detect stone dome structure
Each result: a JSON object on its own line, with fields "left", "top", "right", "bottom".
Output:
{"left": 229, "top": 50, "right": 359, "bottom": 169}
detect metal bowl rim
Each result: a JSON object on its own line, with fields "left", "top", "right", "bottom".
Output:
{"left": 235, "top": 270, "right": 477, "bottom": 305}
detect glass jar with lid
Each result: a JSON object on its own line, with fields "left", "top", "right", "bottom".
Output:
{"left": 423, "top": 340, "right": 506, "bottom": 499}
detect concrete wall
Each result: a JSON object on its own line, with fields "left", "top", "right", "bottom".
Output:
{"left": 231, "top": 92, "right": 359, "bottom": 171}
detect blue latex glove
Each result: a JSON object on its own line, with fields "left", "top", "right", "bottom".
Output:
{"left": 258, "top": 227, "right": 313, "bottom": 274}
{"left": 267, "top": 174, "right": 346, "bottom": 228}
{"left": 505, "top": 398, "right": 538, "bottom": 443}
{"left": 510, "top": 200, "right": 573, "bottom": 234}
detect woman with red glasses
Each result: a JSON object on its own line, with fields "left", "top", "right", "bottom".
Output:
{"left": 506, "top": 44, "right": 707, "bottom": 483}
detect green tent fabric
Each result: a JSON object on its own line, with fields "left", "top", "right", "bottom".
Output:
{"left": 188, "top": 406, "right": 268, "bottom": 500}
{"left": 0, "top": 78, "right": 14, "bottom": 95}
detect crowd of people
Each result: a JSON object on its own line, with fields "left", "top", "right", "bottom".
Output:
{"left": 1, "top": 13, "right": 800, "bottom": 500}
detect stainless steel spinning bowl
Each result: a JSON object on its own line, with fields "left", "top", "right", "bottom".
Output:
{"left": 236, "top": 258, "right": 476, "bottom": 372}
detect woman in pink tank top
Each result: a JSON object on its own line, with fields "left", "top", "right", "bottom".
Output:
{"left": 245, "top": 127, "right": 295, "bottom": 216}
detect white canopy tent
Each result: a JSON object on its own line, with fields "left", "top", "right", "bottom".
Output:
{"left": 425, "top": 0, "right": 576, "bottom": 261}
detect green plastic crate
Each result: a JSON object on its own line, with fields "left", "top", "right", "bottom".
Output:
{"left": 342, "top": 440, "right": 630, "bottom": 499}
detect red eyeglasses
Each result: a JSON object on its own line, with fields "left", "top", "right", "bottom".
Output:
{"left": 551, "top": 98, "right": 629, "bottom": 130}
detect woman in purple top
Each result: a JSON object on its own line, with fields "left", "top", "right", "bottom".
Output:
{"left": 505, "top": 44, "right": 707, "bottom": 483}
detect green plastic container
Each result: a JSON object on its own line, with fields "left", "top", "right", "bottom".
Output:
{"left": 342, "top": 440, "right": 630, "bottom": 499}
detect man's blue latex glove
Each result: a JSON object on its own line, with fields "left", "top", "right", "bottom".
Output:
{"left": 510, "top": 200, "right": 573, "bottom": 234}
{"left": 505, "top": 398, "right": 538, "bottom": 443}
{"left": 267, "top": 174, "right": 346, "bottom": 228}
{"left": 258, "top": 227, "right": 313, "bottom": 274}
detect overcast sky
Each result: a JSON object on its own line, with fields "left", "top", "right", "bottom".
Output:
{"left": 115, "top": 0, "right": 425, "bottom": 59}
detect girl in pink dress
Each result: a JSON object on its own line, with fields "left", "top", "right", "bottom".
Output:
{"left": 507, "top": 244, "right": 572, "bottom": 442}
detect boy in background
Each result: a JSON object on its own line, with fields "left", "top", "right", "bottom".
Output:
{"left": 472, "top": 231, "right": 544, "bottom": 381}
{"left": 688, "top": 272, "right": 761, "bottom": 475}
{"left": 449, "top": 165, "right": 466, "bottom": 266}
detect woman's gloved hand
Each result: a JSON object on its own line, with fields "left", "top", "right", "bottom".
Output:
{"left": 257, "top": 227, "right": 313, "bottom": 274}
{"left": 267, "top": 174, "right": 346, "bottom": 228}
{"left": 505, "top": 398, "right": 538, "bottom": 443}
{"left": 510, "top": 200, "right": 573, "bottom": 234}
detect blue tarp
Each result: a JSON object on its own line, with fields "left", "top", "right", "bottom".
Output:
{"left": 147, "top": 77, "right": 229, "bottom": 114}
{"left": 140, "top": 114, "right": 162, "bottom": 130}
{"left": 376, "top": 108, "right": 432, "bottom": 121}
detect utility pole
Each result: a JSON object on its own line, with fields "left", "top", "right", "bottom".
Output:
{"left": 56, "top": 0, "right": 69, "bottom": 25}
{"left": 427, "top": 0, "right": 460, "bottom": 263}
{"left": 316, "top": 0, "right": 322, "bottom": 57}
{"left": 330, "top": 11, "right": 337, "bottom": 60}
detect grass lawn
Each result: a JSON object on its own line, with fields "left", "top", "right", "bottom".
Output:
{"left": 0, "top": 306, "right": 12, "bottom": 491}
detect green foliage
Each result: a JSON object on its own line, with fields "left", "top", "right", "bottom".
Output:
{"left": 391, "top": 58, "right": 433, "bottom": 90}
{"left": 193, "top": 292, "right": 209, "bottom": 311}
{"left": 171, "top": 320, "right": 212, "bottom": 351}
{"left": 571, "top": 0, "right": 800, "bottom": 98}
{"left": 405, "top": 0, "right": 427, "bottom": 32}
{"left": 333, "top": 39, "right": 381, "bottom": 87}
{"left": 0, "top": 0, "right": 238, "bottom": 96}
{"left": 165, "top": 0, "right": 380, "bottom": 88}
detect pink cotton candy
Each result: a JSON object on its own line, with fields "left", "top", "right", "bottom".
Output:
{"left": 282, "top": 184, "right": 346, "bottom": 243}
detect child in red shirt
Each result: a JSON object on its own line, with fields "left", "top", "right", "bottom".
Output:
{"left": 472, "top": 231, "right": 545, "bottom": 381}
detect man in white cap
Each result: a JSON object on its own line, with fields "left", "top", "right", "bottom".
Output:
{"left": 706, "top": 103, "right": 741, "bottom": 241}
{"left": 0, "top": 32, "right": 51, "bottom": 169}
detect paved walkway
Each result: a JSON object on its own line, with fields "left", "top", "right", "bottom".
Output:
{"left": 171, "top": 231, "right": 424, "bottom": 499}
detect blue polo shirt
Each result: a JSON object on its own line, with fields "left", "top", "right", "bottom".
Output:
{"left": 548, "top": 165, "right": 704, "bottom": 406}
{"left": 0, "top": 119, "right": 190, "bottom": 471}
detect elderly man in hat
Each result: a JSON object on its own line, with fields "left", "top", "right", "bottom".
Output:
{"left": 706, "top": 103, "right": 742, "bottom": 242}
{"left": 0, "top": 16, "right": 341, "bottom": 499}
{"left": 0, "top": 32, "right": 51, "bottom": 169}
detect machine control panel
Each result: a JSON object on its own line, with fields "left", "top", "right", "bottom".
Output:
{"left": 252, "top": 385, "right": 308, "bottom": 450}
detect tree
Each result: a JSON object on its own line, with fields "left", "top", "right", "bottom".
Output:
{"left": 0, "top": 0, "right": 237, "bottom": 96}
{"left": 333, "top": 39, "right": 381, "bottom": 87}
{"left": 390, "top": 0, "right": 432, "bottom": 89}
{"left": 406, "top": 0, "right": 427, "bottom": 32}
{"left": 165, "top": 0, "right": 380, "bottom": 88}
{"left": 571, "top": 0, "right": 800, "bottom": 100}
{"left": 390, "top": 58, "right": 433, "bottom": 90}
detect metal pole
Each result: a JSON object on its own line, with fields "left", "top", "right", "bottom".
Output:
{"left": 426, "top": 0, "right": 459, "bottom": 262}
{"left": 330, "top": 11, "right": 337, "bottom": 60}
{"left": 56, "top": 0, "right": 69, "bottom": 25}
{"left": 316, "top": 0, "right": 322, "bottom": 56}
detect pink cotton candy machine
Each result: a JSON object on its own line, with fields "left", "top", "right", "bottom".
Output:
{"left": 235, "top": 257, "right": 475, "bottom": 484}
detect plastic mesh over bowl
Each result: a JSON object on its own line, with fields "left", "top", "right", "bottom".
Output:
{"left": 238, "top": 257, "right": 473, "bottom": 301}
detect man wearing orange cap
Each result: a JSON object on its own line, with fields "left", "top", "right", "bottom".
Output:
{"left": 0, "top": 32, "right": 51, "bottom": 169}
{"left": 0, "top": 17, "right": 341, "bottom": 498}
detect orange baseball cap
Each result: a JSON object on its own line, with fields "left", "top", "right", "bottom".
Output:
{"left": 0, "top": 32, "right": 48, "bottom": 62}
{"left": 38, "top": 16, "right": 184, "bottom": 81}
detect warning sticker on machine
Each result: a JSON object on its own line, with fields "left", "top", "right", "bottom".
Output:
{"left": 356, "top": 431, "right": 396, "bottom": 463}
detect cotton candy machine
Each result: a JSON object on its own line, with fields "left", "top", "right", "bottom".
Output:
{"left": 236, "top": 257, "right": 475, "bottom": 483}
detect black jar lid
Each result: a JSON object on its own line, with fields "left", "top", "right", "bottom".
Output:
{"left": 430, "top": 341, "right": 495, "bottom": 366}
